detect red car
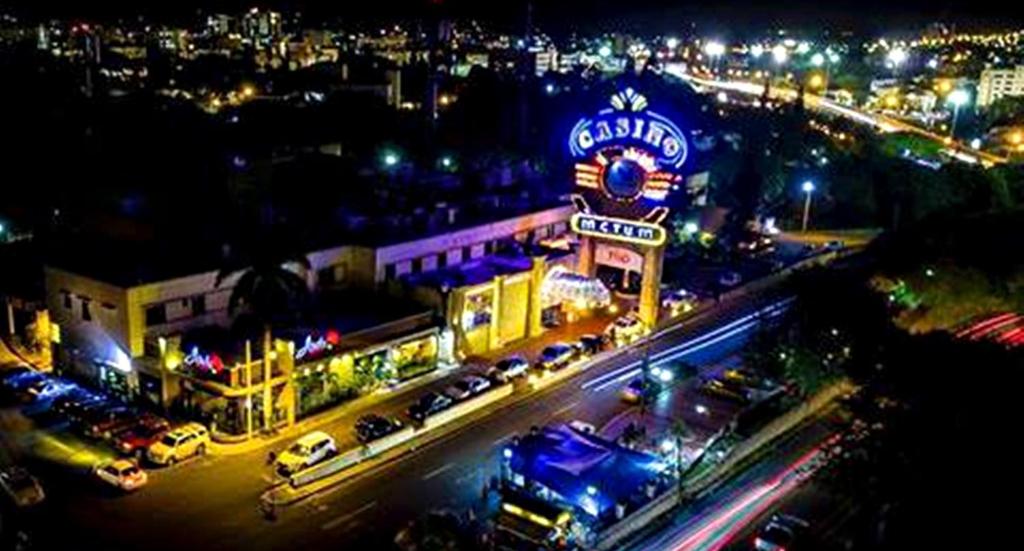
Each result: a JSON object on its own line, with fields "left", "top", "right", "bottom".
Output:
{"left": 113, "top": 417, "right": 171, "bottom": 458}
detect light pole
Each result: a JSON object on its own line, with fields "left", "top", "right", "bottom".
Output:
{"left": 887, "top": 47, "right": 907, "bottom": 76}
{"left": 947, "top": 89, "right": 970, "bottom": 140}
{"left": 801, "top": 181, "right": 816, "bottom": 232}
{"left": 704, "top": 41, "right": 726, "bottom": 75}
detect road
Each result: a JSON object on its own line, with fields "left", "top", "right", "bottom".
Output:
{"left": 671, "top": 71, "right": 1008, "bottom": 167}
{"left": 8, "top": 289, "right": 792, "bottom": 550}
{"left": 620, "top": 414, "right": 840, "bottom": 551}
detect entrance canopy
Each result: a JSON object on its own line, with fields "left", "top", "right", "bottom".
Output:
{"left": 541, "top": 267, "right": 611, "bottom": 309}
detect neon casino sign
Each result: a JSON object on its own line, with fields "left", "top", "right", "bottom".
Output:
{"left": 567, "top": 88, "right": 689, "bottom": 246}
{"left": 569, "top": 89, "right": 688, "bottom": 170}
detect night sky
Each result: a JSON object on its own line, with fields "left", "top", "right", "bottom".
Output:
{"left": 3, "top": 0, "right": 1020, "bottom": 33}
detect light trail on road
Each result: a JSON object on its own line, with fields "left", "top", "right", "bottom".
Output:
{"left": 583, "top": 298, "right": 793, "bottom": 393}
{"left": 661, "top": 436, "right": 836, "bottom": 551}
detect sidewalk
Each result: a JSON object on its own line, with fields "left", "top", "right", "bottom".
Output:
{"left": 211, "top": 312, "right": 617, "bottom": 456}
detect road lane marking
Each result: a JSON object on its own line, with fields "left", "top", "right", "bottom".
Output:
{"left": 421, "top": 462, "right": 456, "bottom": 480}
{"left": 583, "top": 300, "right": 792, "bottom": 393}
{"left": 321, "top": 501, "right": 377, "bottom": 531}
{"left": 552, "top": 401, "right": 580, "bottom": 417}
{"left": 491, "top": 433, "right": 515, "bottom": 447}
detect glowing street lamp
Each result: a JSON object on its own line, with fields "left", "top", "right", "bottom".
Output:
{"left": 811, "top": 52, "right": 826, "bottom": 67}
{"left": 383, "top": 151, "right": 399, "bottom": 168}
{"left": 771, "top": 44, "right": 788, "bottom": 65}
{"left": 947, "top": 89, "right": 970, "bottom": 139}
{"left": 666, "top": 37, "right": 680, "bottom": 50}
{"left": 749, "top": 44, "right": 765, "bottom": 59}
{"left": 887, "top": 47, "right": 908, "bottom": 74}
{"left": 800, "top": 180, "right": 816, "bottom": 232}
{"left": 598, "top": 45, "right": 612, "bottom": 58}
{"left": 704, "top": 41, "right": 726, "bottom": 73}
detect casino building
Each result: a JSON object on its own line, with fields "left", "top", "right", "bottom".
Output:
{"left": 43, "top": 84, "right": 708, "bottom": 438}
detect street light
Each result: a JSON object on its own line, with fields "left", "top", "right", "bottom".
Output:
{"left": 383, "top": 151, "right": 399, "bottom": 167}
{"left": 811, "top": 52, "right": 825, "bottom": 67}
{"left": 771, "top": 44, "right": 788, "bottom": 65}
{"left": 801, "top": 181, "right": 816, "bottom": 232}
{"left": 947, "top": 89, "right": 970, "bottom": 139}
{"left": 598, "top": 45, "right": 612, "bottom": 58}
{"left": 666, "top": 37, "right": 680, "bottom": 50}
{"left": 749, "top": 44, "right": 765, "bottom": 59}
{"left": 704, "top": 41, "right": 726, "bottom": 73}
{"left": 887, "top": 47, "right": 908, "bottom": 74}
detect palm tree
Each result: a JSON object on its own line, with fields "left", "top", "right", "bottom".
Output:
{"left": 216, "top": 240, "right": 310, "bottom": 433}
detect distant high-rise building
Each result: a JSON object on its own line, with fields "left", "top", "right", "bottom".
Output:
{"left": 978, "top": 66, "right": 1024, "bottom": 107}
{"left": 241, "top": 8, "right": 281, "bottom": 45}
{"left": 206, "top": 14, "right": 233, "bottom": 36}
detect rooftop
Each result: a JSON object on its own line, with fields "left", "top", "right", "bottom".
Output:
{"left": 508, "top": 424, "right": 667, "bottom": 517}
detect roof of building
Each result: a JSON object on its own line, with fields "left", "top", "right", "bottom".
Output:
{"left": 507, "top": 425, "right": 667, "bottom": 517}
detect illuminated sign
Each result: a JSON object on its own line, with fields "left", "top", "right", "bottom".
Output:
{"left": 295, "top": 335, "right": 329, "bottom": 361}
{"left": 568, "top": 88, "right": 688, "bottom": 238}
{"left": 184, "top": 347, "right": 224, "bottom": 373}
{"left": 571, "top": 213, "right": 666, "bottom": 247}
{"left": 294, "top": 330, "right": 341, "bottom": 362}
{"left": 569, "top": 88, "right": 689, "bottom": 171}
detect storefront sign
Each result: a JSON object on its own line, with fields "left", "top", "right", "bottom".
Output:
{"left": 571, "top": 213, "right": 666, "bottom": 247}
{"left": 184, "top": 347, "right": 223, "bottom": 373}
{"left": 295, "top": 335, "right": 329, "bottom": 361}
{"left": 595, "top": 244, "right": 644, "bottom": 272}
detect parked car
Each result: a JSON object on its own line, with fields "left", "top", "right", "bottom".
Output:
{"left": 537, "top": 343, "right": 577, "bottom": 371}
{"left": 718, "top": 271, "right": 742, "bottom": 288}
{"left": 276, "top": 431, "right": 338, "bottom": 476}
{"left": 25, "top": 378, "right": 79, "bottom": 402}
{"left": 77, "top": 404, "right": 132, "bottom": 438}
{"left": 82, "top": 407, "right": 138, "bottom": 439}
{"left": 754, "top": 514, "right": 810, "bottom": 551}
{"left": 114, "top": 419, "right": 172, "bottom": 458}
{"left": 699, "top": 378, "right": 751, "bottom": 404}
{"left": 445, "top": 375, "right": 492, "bottom": 401}
{"left": 97, "top": 412, "right": 167, "bottom": 441}
{"left": 1, "top": 370, "right": 46, "bottom": 396}
{"left": 93, "top": 459, "right": 147, "bottom": 491}
{"left": 605, "top": 315, "right": 646, "bottom": 344}
{"left": 0, "top": 466, "right": 45, "bottom": 507}
{"left": 355, "top": 414, "right": 404, "bottom": 444}
{"left": 661, "top": 288, "right": 698, "bottom": 314}
{"left": 620, "top": 378, "right": 659, "bottom": 403}
{"left": 407, "top": 392, "right": 454, "bottom": 422}
{"left": 147, "top": 423, "right": 210, "bottom": 466}
{"left": 488, "top": 356, "right": 530, "bottom": 383}
{"left": 577, "top": 334, "right": 609, "bottom": 356}
{"left": 56, "top": 393, "right": 108, "bottom": 422}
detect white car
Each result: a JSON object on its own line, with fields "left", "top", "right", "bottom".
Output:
{"left": 488, "top": 356, "right": 530, "bottom": 382}
{"left": 94, "top": 459, "right": 148, "bottom": 491}
{"left": 445, "top": 375, "right": 492, "bottom": 400}
{"left": 0, "top": 466, "right": 45, "bottom": 507}
{"left": 147, "top": 423, "right": 210, "bottom": 466}
{"left": 276, "top": 431, "right": 338, "bottom": 476}
{"left": 605, "top": 315, "right": 646, "bottom": 344}
{"left": 661, "top": 289, "right": 698, "bottom": 314}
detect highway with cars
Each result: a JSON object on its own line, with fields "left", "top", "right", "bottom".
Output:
{"left": 1, "top": 282, "right": 794, "bottom": 550}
